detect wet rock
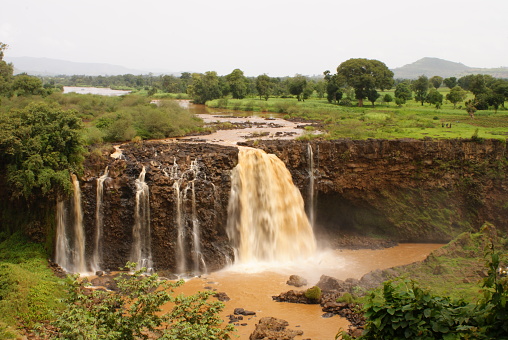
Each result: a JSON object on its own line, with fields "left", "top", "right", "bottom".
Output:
{"left": 90, "top": 275, "right": 118, "bottom": 291}
{"left": 272, "top": 290, "right": 319, "bottom": 304}
{"left": 286, "top": 275, "right": 307, "bottom": 287}
{"left": 214, "top": 292, "right": 230, "bottom": 301}
{"left": 234, "top": 308, "right": 256, "bottom": 316}
{"left": 316, "top": 275, "right": 353, "bottom": 292}
{"left": 249, "top": 317, "right": 303, "bottom": 340}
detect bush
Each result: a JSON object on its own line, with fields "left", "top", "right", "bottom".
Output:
{"left": 304, "top": 286, "right": 322, "bottom": 301}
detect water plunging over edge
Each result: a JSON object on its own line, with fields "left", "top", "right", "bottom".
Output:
{"left": 131, "top": 166, "right": 153, "bottom": 272}
{"left": 91, "top": 167, "right": 109, "bottom": 273}
{"left": 226, "top": 147, "right": 317, "bottom": 264}
{"left": 71, "top": 174, "right": 87, "bottom": 274}
{"left": 55, "top": 200, "right": 70, "bottom": 272}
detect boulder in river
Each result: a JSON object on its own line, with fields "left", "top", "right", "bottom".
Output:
{"left": 286, "top": 274, "right": 308, "bottom": 287}
{"left": 249, "top": 317, "right": 303, "bottom": 340}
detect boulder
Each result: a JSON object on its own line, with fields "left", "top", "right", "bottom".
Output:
{"left": 249, "top": 317, "right": 303, "bottom": 340}
{"left": 286, "top": 275, "right": 307, "bottom": 287}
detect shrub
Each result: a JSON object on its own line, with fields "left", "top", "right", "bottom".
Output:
{"left": 304, "top": 286, "right": 322, "bottom": 301}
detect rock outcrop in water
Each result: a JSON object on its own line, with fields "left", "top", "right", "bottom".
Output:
{"left": 242, "top": 139, "right": 508, "bottom": 243}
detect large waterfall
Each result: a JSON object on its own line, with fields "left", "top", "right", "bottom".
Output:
{"left": 227, "top": 147, "right": 317, "bottom": 263}
{"left": 131, "top": 166, "right": 153, "bottom": 272}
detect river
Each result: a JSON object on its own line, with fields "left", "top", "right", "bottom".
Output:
{"left": 171, "top": 243, "right": 443, "bottom": 340}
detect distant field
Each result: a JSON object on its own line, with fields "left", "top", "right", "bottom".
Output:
{"left": 207, "top": 92, "right": 508, "bottom": 141}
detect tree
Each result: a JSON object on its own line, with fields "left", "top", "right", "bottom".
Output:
{"left": 314, "top": 80, "right": 326, "bottom": 99}
{"left": 324, "top": 70, "right": 344, "bottom": 104}
{"left": 367, "top": 89, "right": 380, "bottom": 107}
{"left": 255, "top": 74, "right": 272, "bottom": 101}
{"left": 429, "top": 75, "right": 443, "bottom": 89}
{"left": 382, "top": 93, "right": 393, "bottom": 106}
{"left": 288, "top": 74, "right": 307, "bottom": 101}
{"left": 336, "top": 58, "right": 394, "bottom": 107}
{"left": 411, "top": 75, "right": 429, "bottom": 106}
{"left": 225, "top": 68, "right": 248, "bottom": 99}
{"left": 394, "top": 82, "right": 412, "bottom": 104}
{"left": 0, "top": 42, "right": 14, "bottom": 96}
{"left": 53, "top": 263, "right": 235, "bottom": 340}
{"left": 426, "top": 88, "right": 443, "bottom": 108}
{"left": 443, "top": 77, "right": 457, "bottom": 89}
{"left": 0, "top": 102, "right": 84, "bottom": 199}
{"left": 187, "top": 72, "right": 222, "bottom": 104}
{"left": 446, "top": 86, "right": 468, "bottom": 109}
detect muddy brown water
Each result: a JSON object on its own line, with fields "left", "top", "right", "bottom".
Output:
{"left": 169, "top": 243, "right": 443, "bottom": 340}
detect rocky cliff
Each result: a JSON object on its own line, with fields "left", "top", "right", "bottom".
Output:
{"left": 241, "top": 139, "right": 508, "bottom": 244}
{"left": 78, "top": 141, "right": 238, "bottom": 273}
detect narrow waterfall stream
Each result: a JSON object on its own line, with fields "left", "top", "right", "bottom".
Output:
{"left": 54, "top": 200, "right": 70, "bottom": 272}
{"left": 227, "top": 147, "right": 316, "bottom": 263}
{"left": 91, "top": 167, "right": 108, "bottom": 273}
{"left": 71, "top": 174, "right": 87, "bottom": 274}
{"left": 307, "top": 143, "right": 316, "bottom": 228}
{"left": 131, "top": 166, "right": 152, "bottom": 272}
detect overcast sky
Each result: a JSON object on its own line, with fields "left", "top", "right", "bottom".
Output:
{"left": 1, "top": 0, "right": 507, "bottom": 77}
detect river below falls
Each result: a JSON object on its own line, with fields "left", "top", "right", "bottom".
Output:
{"left": 169, "top": 243, "right": 443, "bottom": 340}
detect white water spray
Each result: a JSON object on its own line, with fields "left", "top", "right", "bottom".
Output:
{"left": 55, "top": 200, "right": 70, "bottom": 272}
{"left": 227, "top": 147, "right": 317, "bottom": 263}
{"left": 71, "top": 174, "right": 87, "bottom": 274}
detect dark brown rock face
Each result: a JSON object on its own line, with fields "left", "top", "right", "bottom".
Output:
{"left": 78, "top": 141, "right": 238, "bottom": 273}
{"left": 249, "top": 317, "right": 303, "bottom": 340}
{"left": 241, "top": 138, "right": 508, "bottom": 243}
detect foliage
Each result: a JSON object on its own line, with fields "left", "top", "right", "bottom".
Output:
{"left": 337, "top": 234, "right": 508, "bottom": 340}
{"left": 446, "top": 86, "right": 468, "bottom": 109}
{"left": 443, "top": 77, "right": 457, "bottom": 89}
{"left": 53, "top": 263, "right": 235, "bottom": 340}
{"left": 304, "top": 286, "right": 322, "bottom": 301}
{"left": 255, "top": 74, "right": 273, "bottom": 101}
{"left": 336, "top": 58, "right": 394, "bottom": 107}
{"left": 430, "top": 75, "right": 443, "bottom": 89}
{"left": 0, "top": 102, "right": 85, "bottom": 199}
{"left": 0, "top": 233, "right": 65, "bottom": 336}
{"left": 324, "top": 70, "right": 344, "bottom": 104}
{"left": 0, "top": 42, "right": 13, "bottom": 97}
{"left": 225, "top": 69, "right": 248, "bottom": 99}
{"left": 288, "top": 74, "right": 308, "bottom": 101}
{"left": 426, "top": 88, "right": 443, "bottom": 108}
{"left": 187, "top": 72, "right": 222, "bottom": 104}
{"left": 412, "top": 75, "right": 429, "bottom": 106}
{"left": 394, "top": 82, "right": 412, "bottom": 102}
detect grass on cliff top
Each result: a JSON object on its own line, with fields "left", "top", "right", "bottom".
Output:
{"left": 206, "top": 95, "right": 508, "bottom": 141}
{"left": 0, "top": 233, "right": 66, "bottom": 339}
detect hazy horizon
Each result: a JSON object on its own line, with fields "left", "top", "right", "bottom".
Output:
{"left": 1, "top": 0, "right": 507, "bottom": 77}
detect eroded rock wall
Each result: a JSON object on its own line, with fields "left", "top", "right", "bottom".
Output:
{"left": 79, "top": 141, "right": 238, "bottom": 273}
{"left": 242, "top": 139, "right": 508, "bottom": 243}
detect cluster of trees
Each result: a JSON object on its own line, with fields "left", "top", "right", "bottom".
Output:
{"left": 392, "top": 74, "right": 508, "bottom": 112}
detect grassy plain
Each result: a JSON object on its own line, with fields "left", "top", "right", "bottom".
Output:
{"left": 207, "top": 90, "right": 508, "bottom": 141}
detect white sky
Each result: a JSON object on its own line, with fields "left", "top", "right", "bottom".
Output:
{"left": 1, "top": 0, "right": 507, "bottom": 77}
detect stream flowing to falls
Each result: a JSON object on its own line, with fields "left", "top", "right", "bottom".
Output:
{"left": 227, "top": 147, "right": 316, "bottom": 263}
{"left": 131, "top": 166, "right": 152, "bottom": 272}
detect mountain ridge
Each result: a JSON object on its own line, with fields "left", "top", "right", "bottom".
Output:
{"left": 392, "top": 57, "right": 508, "bottom": 79}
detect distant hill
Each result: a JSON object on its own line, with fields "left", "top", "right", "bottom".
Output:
{"left": 4, "top": 56, "right": 167, "bottom": 76}
{"left": 392, "top": 57, "right": 508, "bottom": 79}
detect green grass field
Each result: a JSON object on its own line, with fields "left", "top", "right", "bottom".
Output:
{"left": 207, "top": 90, "right": 508, "bottom": 141}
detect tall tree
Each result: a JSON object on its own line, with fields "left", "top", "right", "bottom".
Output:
{"left": 394, "top": 82, "right": 412, "bottom": 104}
{"left": 0, "top": 42, "right": 14, "bottom": 96}
{"left": 412, "top": 75, "right": 429, "bottom": 106}
{"left": 323, "top": 70, "right": 344, "bottom": 104}
{"left": 336, "top": 58, "right": 394, "bottom": 107}
{"left": 225, "top": 69, "right": 248, "bottom": 99}
{"left": 429, "top": 76, "right": 443, "bottom": 89}
{"left": 255, "top": 74, "right": 273, "bottom": 101}
{"left": 426, "top": 88, "right": 443, "bottom": 108}
{"left": 288, "top": 74, "right": 307, "bottom": 101}
{"left": 443, "top": 77, "right": 457, "bottom": 89}
{"left": 187, "top": 71, "right": 222, "bottom": 104}
{"left": 446, "top": 86, "right": 468, "bottom": 109}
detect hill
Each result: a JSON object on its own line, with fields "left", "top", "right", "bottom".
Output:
{"left": 392, "top": 57, "right": 508, "bottom": 79}
{"left": 4, "top": 56, "right": 157, "bottom": 76}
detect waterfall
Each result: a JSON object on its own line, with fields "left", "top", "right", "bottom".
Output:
{"left": 307, "top": 143, "right": 316, "bottom": 228}
{"left": 71, "top": 174, "right": 87, "bottom": 274}
{"left": 90, "top": 167, "right": 108, "bottom": 273}
{"left": 172, "top": 159, "right": 207, "bottom": 275}
{"left": 131, "top": 166, "right": 152, "bottom": 272}
{"left": 227, "top": 147, "right": 317, "bottom": 263}
{"left": 55, "top": 200, "right": 70, "bottom": 272}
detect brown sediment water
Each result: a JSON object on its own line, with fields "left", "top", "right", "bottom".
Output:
{"left": 170, "top": 243, "right": 443, "bottom": 340}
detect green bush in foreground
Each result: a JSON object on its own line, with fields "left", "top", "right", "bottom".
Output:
{"left": 337, "top": 246, "right": 508, "bottom": 339}
{"left": 53, "top": 263, "right": 235, "bottom": 340}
